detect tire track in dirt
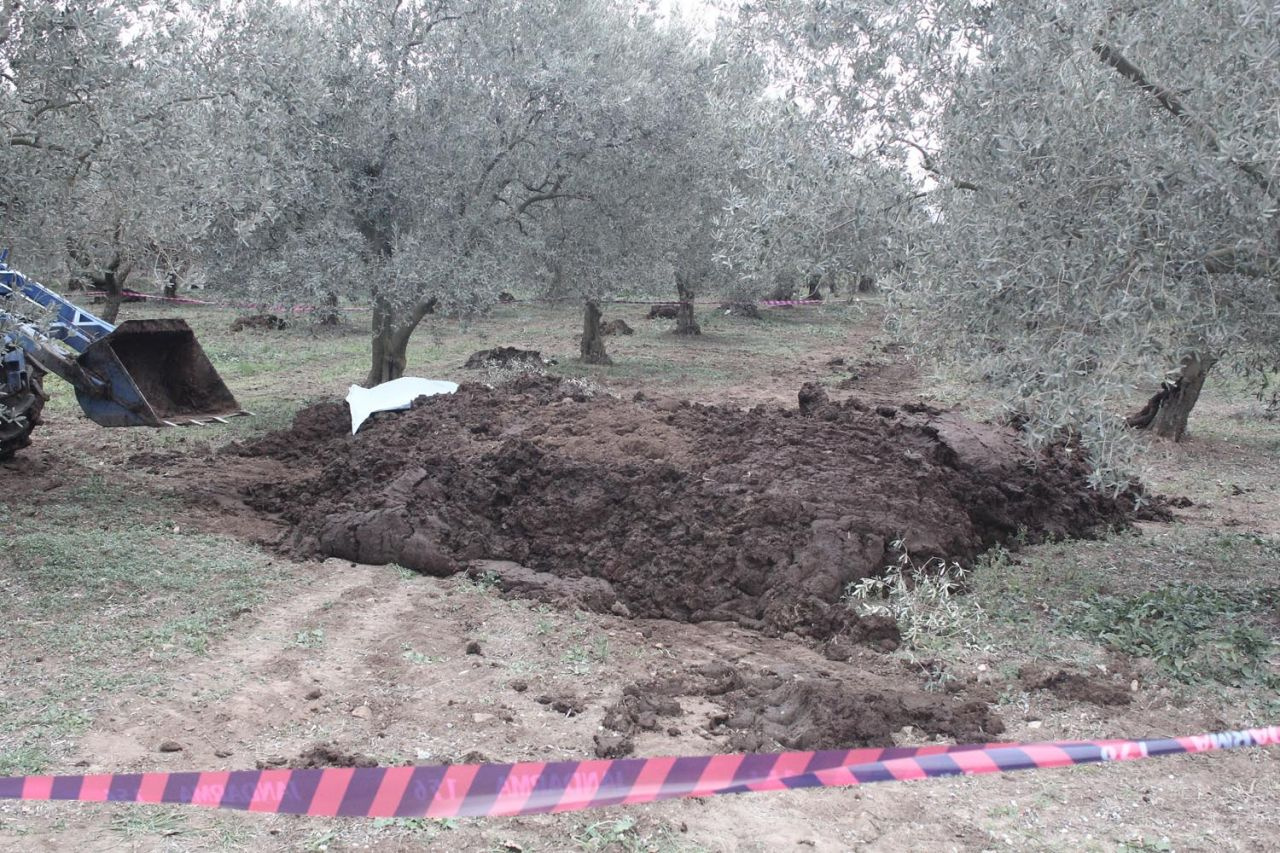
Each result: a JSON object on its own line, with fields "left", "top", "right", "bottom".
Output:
{"left": 74, "top": 561, "right": 396, "bottom": 769}
{"left": 74, "top": 557, "right": 669, "bottom": 775}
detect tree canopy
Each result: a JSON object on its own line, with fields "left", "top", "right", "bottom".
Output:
{"left": 6, "top": 0, "right": 1273, "bottom": 478}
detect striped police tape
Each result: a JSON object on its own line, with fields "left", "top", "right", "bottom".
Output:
{"left": 1, "top": 727, "right": 1275, "bottom": 819}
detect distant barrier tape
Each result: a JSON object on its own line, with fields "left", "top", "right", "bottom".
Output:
{"left": 80, "top": 292, "right": 827, "bottom": 312}
{"left": 605, "top": 298, "right": 825, "bottom": 307}
{"left": 1, "top": 727, "right": 1275, "bottom": 819}
{"left": 80, "top": 290, "right": 362, "bottom": 313}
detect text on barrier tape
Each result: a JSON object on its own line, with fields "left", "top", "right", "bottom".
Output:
{"left": 0, "top": 727, "right": 1275, "bottom": 819}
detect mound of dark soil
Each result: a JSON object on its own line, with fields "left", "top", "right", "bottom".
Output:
{"left": 1019, "top": 664, "right": 1133, "bottom": 707}
{"left": 257, "top": 744, "right": 378, "bottom": 769}
{"left": 600, "top": 319, "right": 634, "bottom": 336}
{"left": 599, "top": 662, "right": 1004, "bottom": 755}
{"left": 645, "top": 303, "right": 681, "bottom": 319}
{"left": 719, "top": 301, "right": 762, "bottom": 319}
{"left": 463, "top": 346, "right": 551, "bottom": 369}
{"left": 241, "top": 376, "right": 1141, "bottom": 637}
{"left": 230, "top": 313, "right": 287, "bottom": 332}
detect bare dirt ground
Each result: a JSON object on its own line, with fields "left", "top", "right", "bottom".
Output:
{"left": 2, "top": 298, "right": 1278, "bottom": 851}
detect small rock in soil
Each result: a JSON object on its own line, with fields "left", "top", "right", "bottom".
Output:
{"left": 465, "top": 640, "right": 483, "bottom": 655}
{"left": 158, "top": 741, "right": 183, "bottom": 753}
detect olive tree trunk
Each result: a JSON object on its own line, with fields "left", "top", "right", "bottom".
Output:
{"left": 94, "top": 258, "right": 137, "bottom": 324}
{"left": 364, "top": 295, "right": 437, "bottom": 386}
{"left": 674, "top": 273, "right": 701, "bottom": 336}
{"left": 98, "top": 269, "right": 126, "bottom": 324}
{"left": 1126, "top": 352, "right": 1217, "bottom": 441}
{"left": 804, "top": 272, "right": 824, "bottom": 300}
{"left": 580, "top": 299, "right": 612, "bottom": 364}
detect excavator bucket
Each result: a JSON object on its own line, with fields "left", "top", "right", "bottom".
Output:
{"left": 72, "top": 319, "right": 246, "bottom": 427}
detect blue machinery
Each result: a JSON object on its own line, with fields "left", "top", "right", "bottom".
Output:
{"left": 1, "top": 250, "right": 246, "bottom": 457}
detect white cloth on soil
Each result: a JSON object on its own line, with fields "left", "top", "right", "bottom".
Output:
{"left": 346, "top": 377, "right": 458, "bottom": 434}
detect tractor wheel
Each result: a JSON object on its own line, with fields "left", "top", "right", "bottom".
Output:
{"left": 0, "top": 370, "right": 46, "bottom": 461}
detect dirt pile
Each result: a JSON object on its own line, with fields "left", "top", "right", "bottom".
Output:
{"left": 1019, "top": 664, "right": 1133, "bottom": 707}
{"left": 229, "top": 314, "right": 287, "bottom": 332}
{"left": 600, "top": 319, "right": 634, "bottom": 336}
{"left": 241, "top": 376, "right": 1140, "bottom": 636}
{"left": 598, "top": 662, "right": 1004, "bottom": 756}
{"left": 463, "top": 346, "right": 552, "bottom": 369}
{"left": 257, "top": 744, "right": 378, "bottom": 769}
{"left": 645, "top": 303, "right": 681, "bottom": 319}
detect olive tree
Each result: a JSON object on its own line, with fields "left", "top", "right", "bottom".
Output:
{"left": 713, "top": 100, "right": 913, "bottom": 304}
{"left": 1, "top": 1, "right": 231, "bottom": 321}
{"left": 214, "top": 0, "right": 746, "bottom": 385}
{"left": 890, "top": 0, "right": 1279, "bottom": 458}
{"left": 749, "top": 0, "right": 1278, "bottom": 482}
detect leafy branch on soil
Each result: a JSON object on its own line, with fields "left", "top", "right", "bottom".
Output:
{"left": 844, "top": 539, "right": 985, "bottom": 649}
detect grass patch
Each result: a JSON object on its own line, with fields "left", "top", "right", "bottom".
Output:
{"left": 109, "top": 807, "right": 190, "bottom": 839}
{"left": 897, "top": 525, "right": 1280, "bottom": 703}
{"left": 572, "top": 816, "right": 705, "bottom": 853}
{"left": 1059, "top": 585, "right": 1279, "bottom": 687}
{"left": 0, "top": 475, "right": 275, "bottom": 774}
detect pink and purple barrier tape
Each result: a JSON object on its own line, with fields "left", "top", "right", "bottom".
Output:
{"left": 1, "top": 727, "right": 1275, "bottom": 819}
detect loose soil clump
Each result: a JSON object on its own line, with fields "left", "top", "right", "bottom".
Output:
{"left": 1019, "top": 664, "right": 1133, "bottom": 707}
{"left": 463, "top": 346, "right": 552, "bottom": 369}
{"left": 598, "top": 662, "right": 1004, "bottom": 756}
{"left": 719, "top": 301, "right": 762, "bottom": 319}
{"left": 258, "top": 744, "right": 378, "bottom": 769}
{"left": 645, "top": 303, "right": 681, "bottom": 319}
{"left": 241, "top": 377, "right": 1142, "bottom": 637}
{"left": 600, "top": 318, "right": 634, "bottom": 336}
{"left": 229, "top": 313, "right": 288, "bottom": 332}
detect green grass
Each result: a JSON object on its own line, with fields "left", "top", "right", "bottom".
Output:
{"left": 1059, "top": 585, "right": 1279, "bottom": 686}
{"left": 878, "top": 520, "right": 1280, "bottom": 714}
{"left": 109, "top": 807, "right": 190, "bottom": 838}
{"left": 0, "top": 475, "right": 276, "bottom": 774}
